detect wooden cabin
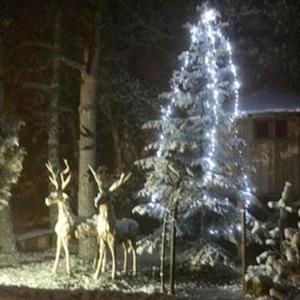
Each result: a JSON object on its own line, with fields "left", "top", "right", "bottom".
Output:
{"left": 237, "top": 88, "right": 300, "bottom": 201}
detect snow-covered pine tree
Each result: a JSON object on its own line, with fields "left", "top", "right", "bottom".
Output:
{"left": 0, "top": 115, "right": 25, "bottom": 252}
{"left": 134, "top": 3, "right": 257, "bottom": 261}
{"left": 246, "top": 182, "right": 300, "bottom": 299}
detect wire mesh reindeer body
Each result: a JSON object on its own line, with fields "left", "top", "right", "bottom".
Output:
{"left": 45, "top": 159, "right": 77, "bottom": 275}
{"left": 89, "top": 166, "right": 139, "bottom": 280}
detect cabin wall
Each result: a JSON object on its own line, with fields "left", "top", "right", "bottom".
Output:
{"left": 238, "top": 115, "right": 300, "bottom": 199}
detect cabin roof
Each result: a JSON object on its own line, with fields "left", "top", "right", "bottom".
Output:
{"left": 238, "top": 88, "right": 300, "bottom": 116}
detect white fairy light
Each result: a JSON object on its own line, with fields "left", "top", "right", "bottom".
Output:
{"left": 234, "top": 80, "right": 241, "bottom": 89}
{"left": 190, "top": 25, "right": 198, "bottom": 44}
{"left": 203, "top": 9, "right": 216, "bottom": 23}
{"left": 201, "top": 6, "right": 220, "bottom": 190}
{"left": 151, "top": 193, "right": 157, "bottom": 203}
{"left": 226, "top": 40, "right": 240, "bottom": 119}
{"left": 199, "top": 6, "right": 256, "bottom": 239}
{"left": 152, "top": 4, "right": 256, "bottom": 240}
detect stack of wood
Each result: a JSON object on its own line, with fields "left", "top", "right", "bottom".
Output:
{"left": 245, "top": 182, "right": 300, "bottom": 299}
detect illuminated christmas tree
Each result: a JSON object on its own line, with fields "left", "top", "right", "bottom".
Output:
{"left": 135, "top": 3, "right": 257, "bottom": 256}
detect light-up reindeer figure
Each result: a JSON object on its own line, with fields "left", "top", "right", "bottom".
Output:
{"left": 45, "top": 159, "right": 75, "bottom": 275}
{"left": 89, "top": 165, "right": 139, "bottom": 280}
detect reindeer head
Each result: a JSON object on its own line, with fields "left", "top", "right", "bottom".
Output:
{"left": 45, "top": 159, "right": 71, "bottom": 207}
{"left": 88, "top": 165, "right": 131, "bottom": 208}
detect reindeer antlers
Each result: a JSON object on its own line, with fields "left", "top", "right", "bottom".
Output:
{"left": 45, "top": 161, "right": 59, "bottom": 190}
{"left": 109, "top": 172, "right": 132, "bottom": 192}
{"left": 88, "top": 165, "right": 131, "bottom": 193}
{"left": 61, "top": 159, "right": 71, "bottom": 190}
{"left": 88, "top": 165, "right": 103, "bottom": 193}
{"left": 45, "top": 159, "right": 71, "bottom": 190}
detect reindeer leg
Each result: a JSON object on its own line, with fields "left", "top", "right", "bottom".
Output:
{"left": 130, "top": 240, "right": 137, "bottom": 276}
{"left": 108, "top": 242, "right": 116, "bottom": 280}
{"left": 93, "top": 239, "right": 105, "bottom": 279}
{"left": 122, "top": 242, "right": 128, "bottom": 275}
{"left": 62, "top": 238, "right": 71, "bottom": 276}
{"left": 101, "top": 245, "right": 106, "bottom": 273}
{"left": 53, "top": 237, "right": 62, "bottom": 274}
{"left": 93, "top": 238, "right": 100, "bottom": 269}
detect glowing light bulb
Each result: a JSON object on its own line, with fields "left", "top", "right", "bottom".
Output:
{"left": 157, "top": 149, "right": 162, "bottom": 157}
{"left": 231, "top": 65, "right": 237, "bottom": 75}
{"left": 190, "top": 26, "right": 198, "bottom": 43}
{"left": 203, "top": 10, "right": 216, "bottom": 23}
{"left": 226, "top": 42, "right": 231, "bottom": 52}
{"left": 234, "top": 80, "right": 241, "bottom": 89}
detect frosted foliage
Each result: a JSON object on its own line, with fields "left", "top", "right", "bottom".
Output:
{"left": 134, "top": 4, "right": 257, "bottom": 253}
{"left": 0, "top": 116, "right": 25, "bottom": 208}
{"left": 132, "top": 203, "right": 166, "bottom": 220}
{"left": 177, "top": 240, "right": 232, "bottom": 270}
{"left": 246, "top": 182, "right": 300, "bottom": 299}
{"left": 136, "top": 228, "right": 163, "bottom": 255}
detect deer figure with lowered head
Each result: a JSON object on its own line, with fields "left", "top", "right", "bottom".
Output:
{"left": 88, "top": 165, "right": 139, "bottom": 280}
{"left": 45, "top": 159, "right": 77, "bottom": 275}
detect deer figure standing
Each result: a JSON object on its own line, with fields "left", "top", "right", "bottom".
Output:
{"left": 45, "top": 159, "right": 76, "bottom": 275}
{"left": 89, "top": 165, "right": 139, "bottom": 280}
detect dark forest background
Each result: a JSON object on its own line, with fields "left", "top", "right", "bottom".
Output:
{"left": 0, "top": 0, "right": 299, "bottom": 233}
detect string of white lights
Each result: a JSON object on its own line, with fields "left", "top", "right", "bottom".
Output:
{"left": 201, "top": 9, "right": 220, "bottom": 187}
{"left": 199, "top": 7, "right": 256, "bottom": 237}
{"left": 152, "top": 6, "right": 256, "bottom": 239}
{"left": 226, "top": 23, "right": 254, "bottom": 210}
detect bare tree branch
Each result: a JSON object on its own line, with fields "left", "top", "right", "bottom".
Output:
{"left": 22, "top": 82, "right": 58, "bottom": 91}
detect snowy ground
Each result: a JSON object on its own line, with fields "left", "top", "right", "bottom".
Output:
{"left": 0, "top": 250, "right": 250, "bottom": 299}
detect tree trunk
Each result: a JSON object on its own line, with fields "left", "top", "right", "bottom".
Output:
{"left": 48, "top": 5, "right": 62, "bottom": 232}
{"left": 241, "top": 208, "right": 246, "bottom": 291}
{"left": 112, "top": 128, "right": 123, "bottom": 170}
{"left": 78, "top": 1, "right": 101, "bottom": 259}
{"left": 169, "top": 203, "right": 178, "bottom": 295}
{"left": 0, "top": 206, "right": 17, "bottom": 252}
{"left": 78, "top": 73, "right": 97, "bottom": 259}
{"left": 160, "top": 214, "right": 168, "bottom": 293}
{"left": 0, "top": 35, "right": 3, "bottom": 114}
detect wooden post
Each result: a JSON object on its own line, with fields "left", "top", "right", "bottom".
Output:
{"left": 169, "top": 202, "right": 178, "bottom": 295}
{"left": 241, "top": 208, "right": 247, "bottom": 291}
{"left": 160, "top": 213, "right": 168, "bottom": 293}
{"left": 278, "top": 182, "right": 292, "bottom": 254}
{"left": 279, "top": 207, "right": 285, "bottom": 254}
